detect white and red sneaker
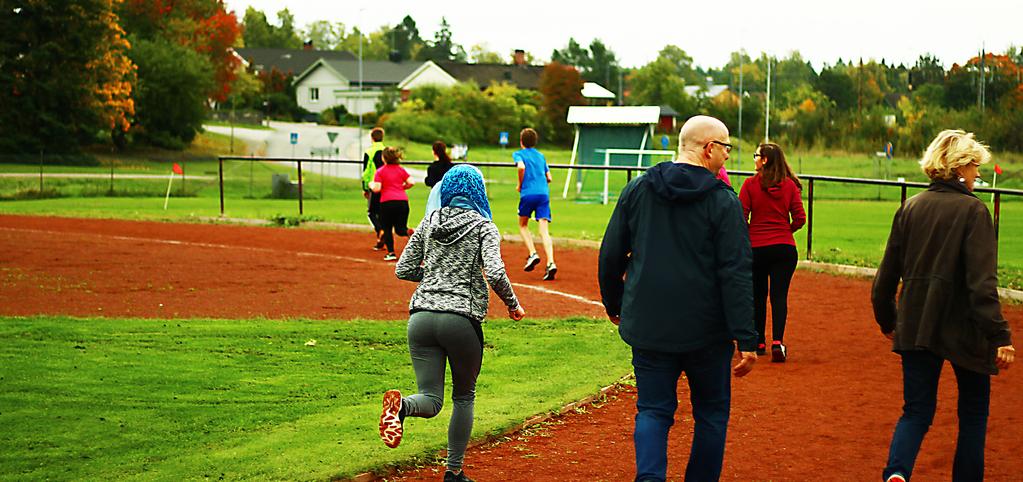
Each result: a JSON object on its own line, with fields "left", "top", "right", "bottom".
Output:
{"left": 379, "top": 389, "right": 403, "bottom": 448}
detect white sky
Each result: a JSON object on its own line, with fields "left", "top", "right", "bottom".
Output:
{"left": 223, "top": 0, "right": 1021, "bottom": 70}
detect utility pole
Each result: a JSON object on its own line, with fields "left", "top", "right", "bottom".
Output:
{"left": 738, "top": 51, "right": 744, "bottom": 168}
{"left": 765, "top": 55, "right": 771, "bottom": 143}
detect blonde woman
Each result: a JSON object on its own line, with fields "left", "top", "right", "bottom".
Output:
{"left": 872, "top": 129, "right": 1015, "bottom": 482}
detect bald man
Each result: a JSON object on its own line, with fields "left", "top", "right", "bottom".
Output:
{"left": 598, "top": 115, "right": 757, "bottom": 482}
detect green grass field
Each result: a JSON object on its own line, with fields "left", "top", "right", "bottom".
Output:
{"left": 0, "top": 315, "right": 631, "bottom": 480}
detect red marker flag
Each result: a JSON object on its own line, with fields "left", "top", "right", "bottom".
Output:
{"left": 994, "top": 164, "right": 1003, "bottom": 175}
{"left": 172, "top": 163, "right": 183, "bottom": 175}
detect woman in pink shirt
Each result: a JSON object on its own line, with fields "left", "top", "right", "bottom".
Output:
{"left": 370, "top": 147, "right": 416, "bottom": 261}
{"left": 738, "top": 143, "right": 806, "bottom": 362}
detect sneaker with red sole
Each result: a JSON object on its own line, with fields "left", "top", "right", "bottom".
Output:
{"left": 379, "top": 389, "right": 403, "bottom": 448}
{"left": 756, "top": 343, "right": 767, "bottom": 356}
{"left": 886, "top": 475, "right": 906, "bottom": 482}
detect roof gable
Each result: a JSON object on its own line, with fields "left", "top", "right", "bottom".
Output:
{"left": 234, "top": 48, "right": 355, "bottom": 75}
{"left": 293, "top": 59, "right": 426, "bottom": 87}
{"left": 436, "top": 61, "right": 546, "bottom": 90}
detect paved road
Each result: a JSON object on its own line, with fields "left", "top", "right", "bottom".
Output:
{"left": 203, "top": 122, "right": 425, "bottom": 182}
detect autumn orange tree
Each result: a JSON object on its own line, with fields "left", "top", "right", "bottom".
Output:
{"left": 1, "top": 0, "right": 136, "bottom": 154}
{"left": 118, "top": 0, "right": 240, "bottom": 147}
{"left": 539, "top": 62, "right": 584, "bottom": 145}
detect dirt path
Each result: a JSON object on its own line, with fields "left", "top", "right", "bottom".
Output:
{"left": 1, "top": 215, "right": 1020, "bottom": 481}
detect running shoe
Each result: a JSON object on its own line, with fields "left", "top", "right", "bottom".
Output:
{"left": 543, "top": 262, "right": 557, "bottom": 281}
{"left": 444, "top": 470, "right": 475, "bottom": 482}
{"left": 383, "top": 252, "right": 397, "bottom": 261}
{"left": 771, "top": 342, "right": 787, "bottom": 363}
{"left": 756, "top": 343, "right": 767, "bottom": 356}
{"left": 886, "top": 475, "right": 906, "bottom": 482}
{"left": 405, "top": 227, "right": 414, "bottom": 237}
{"left": 523, "top": 253, "right": 541, "bottom": 271}
{"left": 373, "top": 240, "right": 385, "bottom": 251}
{"left": 379, "top": 389, "right": 403, "bottom": 448}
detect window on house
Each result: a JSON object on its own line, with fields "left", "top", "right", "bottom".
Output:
{"left": 310, "top": 87, "right": 319, "bottom": 102}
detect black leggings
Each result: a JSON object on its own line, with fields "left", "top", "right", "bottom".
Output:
{"left": 752, "top": 243, "right": 798, "bottom": 345}
{"left": 379, "top": 200, "right": 410, "bottom": 253}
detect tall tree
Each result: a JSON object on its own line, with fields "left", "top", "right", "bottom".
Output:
{"left": 303, "top": 20, "right": 344, "bottom": 50}
{"left": 391, "top": 15, "right": 423, "bottom": 61}
{"left": 129, "top": 36, "right": 213, "bottom": 148}
{"left": 239, "top": 7, "right": 301, "bottom": 49}
{"left": 551, "top": 38, "right": 622, "bottom": 86}
{"left": 628, "top": 53, "right": 693, "bottom": 114}
{"left": 909, "top": 54, "right": 945, "bottom": 90}
{"left": 1, "top": 0, "right": 136, "bottom": 153}
{"left": 538, "top": 62, "right": 584, "bottom": 145}
{"left": 469, "top": 44, "right": 504, "bottom": 64}
{"left": 417, "top": 17, "right": 466, "bottom": 62}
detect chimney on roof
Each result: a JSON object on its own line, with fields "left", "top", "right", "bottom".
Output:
{"left": 513, "top": 49, "right": 526, "bottom": 66}
{"left": 389, "top": 50, "right": 402, "bottom": 62}
{"left": 303, "top": 40, "right": 313, "bottom": 51}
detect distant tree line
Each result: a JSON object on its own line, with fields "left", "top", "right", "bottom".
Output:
{"left": 3, "top": 3, "right": 1021, "bottom": 157}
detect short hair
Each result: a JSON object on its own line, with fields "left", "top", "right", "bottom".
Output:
{"left": 520, "top": 128, "right": 538, "bottom": 148}
{"left": 370, "top": 127, "right": 385, "bottom": 142}
{"left": 382, "top": 146, "right": 402, "bottom": 165}
{"left": 919, "top": 129, "right": 990, "bottom": 180}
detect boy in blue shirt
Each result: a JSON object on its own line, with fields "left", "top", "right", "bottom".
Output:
{"left": 514, "top": 128, "right": 557, "bottom": 280}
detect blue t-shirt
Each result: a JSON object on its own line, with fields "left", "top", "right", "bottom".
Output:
{"left": 513, "top": 148, "right": 550, "bottom": 197}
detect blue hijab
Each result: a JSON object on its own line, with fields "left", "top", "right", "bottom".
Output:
{"left": 439, "top": 164, "right": 492, "bottom": 220}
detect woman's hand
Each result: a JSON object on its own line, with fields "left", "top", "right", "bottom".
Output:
{"left": 509, "top": 305, "right": 525, "bottom": 321}
{"left": 996, "top": 345, "right": 1015, "bottom": 370}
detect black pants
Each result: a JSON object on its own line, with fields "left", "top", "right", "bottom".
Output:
{"left": 367, "top": 191, "right": 383, "bottom": 232}
{"left": 379, "top": 200, "right": 410, "bottom": 253}
{"left": 752, "top": 243, "right": 798, "bottom": 345}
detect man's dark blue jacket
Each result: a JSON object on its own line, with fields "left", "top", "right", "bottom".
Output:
{"left": 598, "top": 161, "right": 757, "bottom": 353}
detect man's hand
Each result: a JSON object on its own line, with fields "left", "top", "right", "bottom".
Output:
{"left": 509, "top": 305, "right": 525, "bottom": 321}
{"left": 733, "top": 351, "right": 756, "bottom": 377}
{"left": 883, "top": 331, "right": 895, "bottom": 341}
{"left": 608, "top": 315, "right": 621, "bottom": 326}
{"left": 996, "top": 345, "right": 1015, "bottom": 370}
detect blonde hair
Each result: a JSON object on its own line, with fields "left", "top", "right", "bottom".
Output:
{"left": 919, "top": 129, "right": 991, "bottom": 180}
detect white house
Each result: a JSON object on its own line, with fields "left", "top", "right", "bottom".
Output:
{"left": 292, "top": 59, "right": 426, "bottom": 115}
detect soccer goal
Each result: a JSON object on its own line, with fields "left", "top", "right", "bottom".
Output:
{"left": 560, "top": 106, "right": 667, "bottom": 204}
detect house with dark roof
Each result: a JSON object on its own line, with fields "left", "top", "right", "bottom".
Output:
{"left": 398, "top": 56, "right": 546, "bottom": 98}
{"left": 233, "top": 48, "right": 356, "bottom": 75}
{"left": 291, "top": 59, "right": 425, "bottom": 115}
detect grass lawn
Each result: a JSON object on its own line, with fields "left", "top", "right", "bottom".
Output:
{"left": 0, "top": 315, "right": 630, "bottom": 480}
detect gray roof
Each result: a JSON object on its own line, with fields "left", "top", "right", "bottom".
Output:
{"left": 311, "top": 59, "right": 426, "bottom": 86}
{"left": 234, "top": 48, "right": 355, "bottom": 75}
{"left": 436, "top": 61, "right": 546, "bottom": 90}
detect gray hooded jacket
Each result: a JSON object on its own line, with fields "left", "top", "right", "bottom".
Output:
{"left": 395, "top": 206, "right": 519, "bottom": 322}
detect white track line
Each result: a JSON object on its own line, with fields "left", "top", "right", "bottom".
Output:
{"left": 1, "top": 226, "right": 606, "bottom": 308}
{"left": 0, "top": 227, "right": 369, "bottom": 264}
{"left": 511, "top": 282, "right": 605, "bottom": 308}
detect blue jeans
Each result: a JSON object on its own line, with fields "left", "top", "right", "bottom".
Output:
{"left": 883, "top": 350, "right": 990, "bottom": 481}
{"left": 632, "top": 342, "right": 734, "bottom": 482}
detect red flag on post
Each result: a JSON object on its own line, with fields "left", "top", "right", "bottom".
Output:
{"left": 172, "top": 163, "right": 183, "bottom": 175}
{"left": 994, "top": 164, "right": 1003, "bottom": 175}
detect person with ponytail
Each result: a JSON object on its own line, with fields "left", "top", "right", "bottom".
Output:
{"left": 738, "top": 142, "right": 806, "bottom": 362}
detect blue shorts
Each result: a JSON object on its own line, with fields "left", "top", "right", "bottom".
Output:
{"left": 518, "top": 194, "right": 552, "bottom": 221}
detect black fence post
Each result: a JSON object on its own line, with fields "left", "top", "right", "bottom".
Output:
{"left": 218, "top": 157, "right": 225, "bottom": 217}
{"left": 901, "top": 184, "right": 907, "bottom": 206}
{"left": 806, "top": 179, "right": 814, "bottom": 261}
{"left": 297, "top": 159, "right": 304, "bottom": 215}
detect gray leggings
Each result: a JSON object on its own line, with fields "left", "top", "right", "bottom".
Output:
{"left": 403, "top": 311, "right": 483, "bottom": 472}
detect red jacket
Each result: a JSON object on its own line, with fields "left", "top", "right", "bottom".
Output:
{"left": 739, "top": 175, "right": 806, "bottom": 248}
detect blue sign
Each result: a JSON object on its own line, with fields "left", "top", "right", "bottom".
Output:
{"left": 661, "top": 135, "right": 669, "bottom": 149}
{"left": 499, "top": 132, "right": 509, "bottom": 146}
{"left": 290, "top": 132, "right": 298, "bottom": 145}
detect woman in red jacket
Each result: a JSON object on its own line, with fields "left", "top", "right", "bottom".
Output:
{"left": 738, "top": 143, "right": 806, "bottom": 362}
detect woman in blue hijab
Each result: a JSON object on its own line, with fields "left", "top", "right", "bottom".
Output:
{"left": 381, "top": 164, "right": 524, "bottom": 482}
